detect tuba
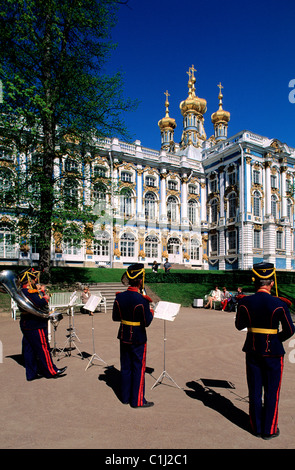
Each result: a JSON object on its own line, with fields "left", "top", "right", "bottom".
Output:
{"left": 0, "top": 269, "right": 50, "bottom": 318}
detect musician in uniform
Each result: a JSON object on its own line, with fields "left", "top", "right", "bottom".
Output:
{"left": 235, "top": 262, "right": 294, "bottom": 439}
{"left": 19, "top": 268, "right": 67, "bottom": 381}
{"left": 112, "top": 263, "right": 154, "bottom": 408}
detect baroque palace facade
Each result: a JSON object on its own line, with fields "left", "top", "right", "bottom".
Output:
{"left": 1, "top": 66, "right": 295, "bottom": 270}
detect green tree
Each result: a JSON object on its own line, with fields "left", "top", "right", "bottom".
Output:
{"left": 0, "top": 0, "right": 136, "bottom": 279}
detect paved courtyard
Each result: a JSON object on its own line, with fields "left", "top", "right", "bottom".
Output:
{"left": 1, "top": 305, "right": 294, "bottom": 452}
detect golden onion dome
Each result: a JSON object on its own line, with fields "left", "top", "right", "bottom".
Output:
{"left": 158, "top": 90, "right": 177, "bottom": 131}
{"left": 211, "top": 83, "right": 230, "bottom": 124}
{"left": 180, "top": 65, "right": 207, "bottom": 116}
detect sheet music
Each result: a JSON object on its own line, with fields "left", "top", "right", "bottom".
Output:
{"left": 154, "top": 301, "right": 181, "bottom": 321}
{"left": 84, "top": 294, "right": 102, "bottom": 312}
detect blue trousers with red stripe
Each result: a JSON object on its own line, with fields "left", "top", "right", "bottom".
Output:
{"left": 21, "top": 327, "right": 59, "bottom": 380}
{"left": 120, "top": 342, "right": 147, "bottom": 407}
{"left": 246, "top": 353, "right": 284, "bottom": 436}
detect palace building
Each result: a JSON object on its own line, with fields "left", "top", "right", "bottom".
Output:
{"left": 1, "top": 66, "right": 295, "bottom": 270}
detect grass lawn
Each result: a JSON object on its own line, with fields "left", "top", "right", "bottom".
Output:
{"left": 0, "top": 267, "right": 294, "bottom": 313}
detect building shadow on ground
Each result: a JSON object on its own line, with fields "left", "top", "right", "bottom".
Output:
{"left": 185, "top": 379, "right": 250, "bottom": 434}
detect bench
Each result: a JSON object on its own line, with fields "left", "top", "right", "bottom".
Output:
{"left": 11, "top": 290, "right": 107, "bottom": 320}
{"left": 50, "top": 291, "right": 107, "bottom": 313}
{"left": 11, "top": 291, "right": 83, "bottom": 320}
{"left": 203, "top": 292, "right": 255, "bottom": 312}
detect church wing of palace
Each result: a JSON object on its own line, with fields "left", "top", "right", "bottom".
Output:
{"left": 1, "top": 65, "right": 295, "bottom": 270}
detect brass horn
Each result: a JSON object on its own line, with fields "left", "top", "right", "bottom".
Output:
{"left": 0, "top": 270, "right": 49, "bottom": 318}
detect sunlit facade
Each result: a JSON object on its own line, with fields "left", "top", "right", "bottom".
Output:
{"left": 1, "top": 66, "right": 295, "bottom": 270}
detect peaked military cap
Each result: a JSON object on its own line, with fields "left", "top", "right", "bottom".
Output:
{"left": 121, "top": 263, "right": 145, "bottom": 286}
{"left": 18, "top": 267, "right": 40, "bottom": 286}
{"left": 252, "top": 262, "right": 275, "bottom": 279}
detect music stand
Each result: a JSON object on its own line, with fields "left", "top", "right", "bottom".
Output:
{"left": 58, "top": 292, "right": 83, "bottom": 360}
{"left": 84, "top": 295, "right": 107, "bottom": 371}
{"left": 151, "top": 301, "right": 182, "bottom": 390}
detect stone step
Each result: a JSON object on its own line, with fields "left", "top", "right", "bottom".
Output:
{"left": 87, "top": 283, "right": 125, "bottom": 310}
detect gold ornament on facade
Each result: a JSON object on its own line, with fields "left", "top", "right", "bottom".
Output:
{"left": 114, "top": 248, "right": 121, "bottom": 257}
{"left": 138, "top": 250, "right": 146, "bottom": 259}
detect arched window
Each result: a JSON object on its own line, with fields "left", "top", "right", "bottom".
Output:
{"left": 253, "top": 169, "right": 260, "bottom": 185}
{"left": 228, "top": 230, "right": 237, "bottom": 251}
{"left": 211, "top": 198, "right": 218, "bottom": 223}
{"left": 188, "top": 184, "right": 198, "bottom": 195}
{"left": 0, "top": 225, "right": 16, "bottom": 258}
{"left": 120, "top": 232, "right": 135, "bottom": 258}
{"left": 93, "top": 231, "right": 110, "bottom": 256}
{"left": 167, "top": 196, "right": 178, "bottom": 222}
{"left": 120, "top": 188, "right": 132, "bottom": 217}
{"left": 0, "top": 168, "right": 14, "bottom": 206}
{"left": 228, "top": 193, "right": 237, "bottom": 218}
{"left": 64, "top": 179, "right": 79, "bottom": 208}
{"left": 93, "top": 182, "right": 107, "bottom": 208}
{"left": 287, "top": 198, "right": 293, "bottom": 220}
{"left": 121, "top": 171, "right": 132, "bottom": 183}
{"left": 210, "top": 233, "right": 218, "bottom": 254}
{"left": 145, "top": 235, "right": 159, "bottom": 259}
{"left": 167, "top": 237, "right": 180, "bottom": 255}
{"left": 144, "top": 192, "right": 156, "bottom": 220}
{"left": 63, "top": 227, "right": 82, "bottom": 255}
{"left": 253, "top": 191, "right": 261, "bottom": 217}
{"left": 271, "top": 195, "right": 278, "bottom": 218}
{"left": 93, "top": 166, "right": 106, "bottom": 178}
{"left": 65, "top": 158, "right": 79, "bottom": 173}
{"left": 168, "top": 180, "right": 178, "bottom": 191}
{"left": 188, "top": 199, "right": 198, "bottom": 225}
{"left": 190, "top": 239, "right": 200, "bottom": 260}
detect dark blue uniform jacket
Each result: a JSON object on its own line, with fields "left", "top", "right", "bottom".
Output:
{"left": 20, "top": 287, "right": 49, "bottom": 330}
{"left": 235, "top": 292, "right": 295, "bottom": 356}
{"left": 112, "top": 287, "right": 154, "bottom": 344}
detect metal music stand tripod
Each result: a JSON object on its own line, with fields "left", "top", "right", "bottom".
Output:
{"left": 58, "top": 292, "right": 83, "bottom": 360}
{"left": 84, "top": 295, "right": 107, "bottom": 371}
{"left": 151, "top": 302, "right": 182, "bottom": 390}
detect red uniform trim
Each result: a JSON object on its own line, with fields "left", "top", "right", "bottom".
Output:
{"left": 137, "top": 343, "right": 147, "bottom": 407}
{"left": 270, "top": 356, "right": 284, "bottom": 435}
{"left": 38, "top": 329, "right": 56, "bottom": 376}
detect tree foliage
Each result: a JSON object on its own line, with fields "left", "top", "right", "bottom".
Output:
{"left": 0, "top": 0, "right": 136, "bottom": 279}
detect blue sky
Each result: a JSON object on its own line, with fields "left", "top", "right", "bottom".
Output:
{"left": 107, "top": 0, "right": 295, "bottom": 151}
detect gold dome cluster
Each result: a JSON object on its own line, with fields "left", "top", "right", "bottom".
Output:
{"left": 179, "top": 65, "right": 207, "bottom": 117}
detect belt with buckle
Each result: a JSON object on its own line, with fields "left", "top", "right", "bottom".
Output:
{"left": 248, "top": 327, "right": 277, "bottom": 334}
{"left": 121, "top": 320, "right": 140, "bottom": 326}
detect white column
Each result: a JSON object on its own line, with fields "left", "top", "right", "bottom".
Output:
{"left": 160, "top": 172, "right": 167, "bottom": 221}
{"left": 280, "top": 165, "right": 287, "bottom": 218}
{"left": 219, "top": 168, "right": 225, "bottom": 219}
{"left": 200, "top": 181, "right": 206, "bottom": 223}
{"left": 265, "top": 159, "right": 272, "bottom": 216}
{"left": 181, "top": 176, "right": 189, "bottom": 225}
{"left": 136, "top": 167, "right": 144, "bottom": 220}
{"left": 245, "top": 157, "right": 251, "bottom": 215}
{"left": 112, "top": 161, "right": 119, "bottom": 216}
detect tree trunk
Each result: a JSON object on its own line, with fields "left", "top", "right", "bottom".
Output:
{"left": 38, "top": 122, "right": 55, "bottom": 282}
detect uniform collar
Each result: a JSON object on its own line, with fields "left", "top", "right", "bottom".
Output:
{"left": 127, "top": 287, "right": 139, "bottom": 292}
{"left": 257, "top": 288, "right": 271, "bottom": 294}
